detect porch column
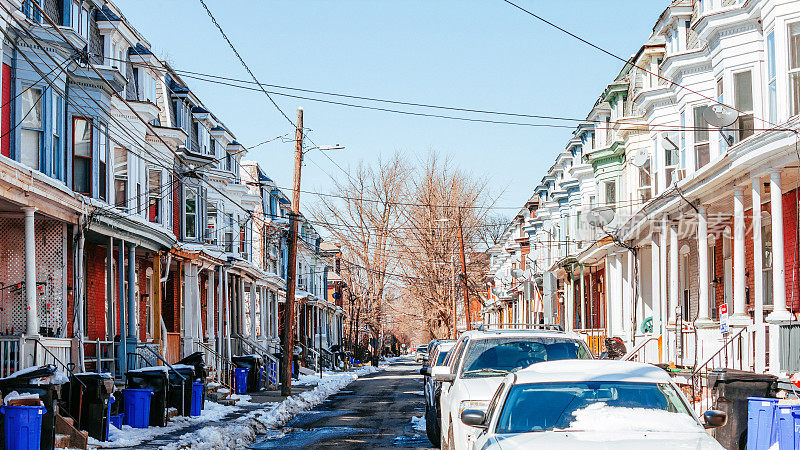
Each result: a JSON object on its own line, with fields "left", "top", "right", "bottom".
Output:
{"left": 107, "top": 237, "right": 115, "bottom": 340}
{"left": 659, "top": 216, "right": 668, "bottom": 337}
{"left": 250, "top": 282, "right": 257, "bottom": 339}
{"left": 152, "top": 252, "right": 162, "bottom": 346}
{"left": 752, "top": 176, "right": 766, "bottom": 373}
{"left": 118, "top": 241, "right": 127, "bottom": 373}
{"left": 768, "top": 169, "right": 791, "bottom": 321}
{"left": 579, "top": 265, "right": 586, "bottom": 330}
{"left": 207, "top": 268, "right": 215, "bottom": 345}
{"left": 127, "top": 244, "right": 137, "bottom": 344}
{"left": 625, "top": 251, "right": 634, "bottom": 343}
{"left": 697, "top": 206, "right": 712, "bottom": 324}
{"left": 651, "top": 230, "right": 661, "bottom": 335}
{"left": 217, "top": 266, "right": 224, "bottom": 356}
{"left": 23, "top": 207, "right": 38, "bottom": 336}
{"left": 669, "top": 223, "right": 679, "bottom": 325}
{"left": 731, "top": 187, "right": 750, "bottom": 325}
{"left": 609, "top": 253, "right": 623, "bottom": 337}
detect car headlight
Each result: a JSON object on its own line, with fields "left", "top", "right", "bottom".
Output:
{"left": 459, "top": 400, "right": 490, "bottom": 417}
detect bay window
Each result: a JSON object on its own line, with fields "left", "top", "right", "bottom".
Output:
{"left": 693, "top": 106, "right": 710, "bottom": 170}
{"left": 20, "top": 87, "right": 42, "bottom": 171}
{"left": 98, "top": 122, "right": 107, "bottom": 201}
{"left": 206, "top": 201, "right": 218, "bottom": 244}
{"left": 767, "top": 30, "right": 777, "bottom": 123}
{"left": 638, "top": 157, "right": 652, "bottom": 202}
{"left": 114, "top": 146, "right": 128, "bottom": 209}
{"left": 790, "top": 23, "right": 800, "bottom": 116}
{"left": 72, "top": 116, "right": 92, "bottom": 196}
{"left": 224, "top": 213, "right": 234, "bottom": 252}
{"left": 733, "top": 71, "right": 754, "bottom": 141}
{"left": 148, "top": 169, "right": 161, "bottom": 223}
{"left": 604, "top": 180, "right": 616, "bottom": 209}
{"left": 184, "top": 188, "right": 198, "bottom": 239}
{"left": 663, "top": 132, "right": 679, "bottom": 186}
{"left": 51, "top": 93, "right": 63, "bottom": 182}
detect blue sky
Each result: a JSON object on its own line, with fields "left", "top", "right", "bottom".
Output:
{"left": 115, "top": 0, "right": 666, "bottom": 217}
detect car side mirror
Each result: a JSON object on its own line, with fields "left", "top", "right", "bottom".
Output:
{"left": 431, "top": 366, "right": 456, "bottom": 383}
{"left": 422, "top": 356, "right": 429, "bottom": 364}
{"left": 703, "top": 410, "right": 727, "bottom": 429}
{"left": 419, "top": 367, "right": 430, "bottom": 376}
{"left": 460, "top": 409, "right": 487, "bottom": 429}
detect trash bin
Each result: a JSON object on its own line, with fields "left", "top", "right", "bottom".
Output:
{"left": 232, "top": 355, "right": 263, "bottom": 392}
{"left": 747, "top": 397, "right": 779, "bottom": 450}
{"left": 167, "top": 365, "right": 195, "bottom": 416}
{"left": 776, "top": 404, "right": 800, "bottom": 450}
{"left": 233, "top": 368, "right": 248, "bottom": 394}
{"left": 708, "top": 368, "right": 778, "bottom": 450}
{"left": 125, "top": 367, "right": 170, "bottom": 427}
{"left": 190, "top": 382, "right": 203, "bottom": 417}
{"left": 0, "top": 364, "right": 63, "bottom": 450}
{"left": 122, "top": 388, "right": 153, "bottom": 429}
{"left": 177, "top": 352, "right": 207, "bottom": 409}
{"left": 1, "top": 405, "right": 46, "bottom": 450}
{"left": 65, "top": 372, "right": 114, "bottom": 441}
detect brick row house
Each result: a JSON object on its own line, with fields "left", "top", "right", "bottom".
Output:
{"left": 487, "top": 0, "right": 800, "bottom": 391}
{"left": 0, "top": 0, "right": 344, "bottom": 381}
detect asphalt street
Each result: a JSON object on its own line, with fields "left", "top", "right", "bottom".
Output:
{"left": 252, "top": 356, "right": 435, "bottom": 450}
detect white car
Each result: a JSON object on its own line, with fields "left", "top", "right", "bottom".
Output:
{"left": 462, "top": 360, "right": 725, "bottom": 450}
{"left": 432, "top": 328, "right": 593, "bottom": 450}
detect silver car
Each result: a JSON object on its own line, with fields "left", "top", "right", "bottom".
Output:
{"left": 420, "top": 340, "right": 455, "bottom": 446}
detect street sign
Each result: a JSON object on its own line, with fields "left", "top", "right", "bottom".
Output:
{"left": 719, "top": 303, "right": 729, "bottom": 335}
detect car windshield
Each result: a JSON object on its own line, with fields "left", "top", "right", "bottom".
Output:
{"left": 460, "top": 337, "right": 591, "bottom": 377}
{"left": 495, "top": 381, "right": 699, "bottom": 434}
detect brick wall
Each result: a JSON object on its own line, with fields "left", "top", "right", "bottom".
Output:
{"left": 782, "top": 188, "right": 800, "bottom": 312}
{"left": 173, "top": 179, "right": 181, "bottom": 238}
{"left": 164, "top": 266, "right": 178, "bottom": 332}
{"left": 138, "top": 258, "right": 152, "bottom": 341}
{"left": 85, "top": 242, "right": 107, "bottom": 340}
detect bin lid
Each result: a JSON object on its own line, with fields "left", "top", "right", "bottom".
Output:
{"left": 128, "top": 366, "right": 170, "bottom": 374}
{"left": 709, "top": 368, "right": 778, "bottom": 384}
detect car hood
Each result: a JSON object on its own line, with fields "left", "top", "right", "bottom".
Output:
{"left": 460, "top": 376, "right": 505, "bottom": 401}
{"left": 493, "top": 431, "right": 722, "bottom": 450}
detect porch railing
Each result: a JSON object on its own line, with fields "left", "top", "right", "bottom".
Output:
{"left": 623, "top": 334, "right": 661, "bottom": 363}
{"left": 689, "top": 326, "right": 751, "bottom": 414}
{"left": 0, "top": 335, "right": 23, "bottom": 378}
{"left": 82, "top": 339, "right": 116, "bottom": 376}
{"left": 232, "top": 333, "right": 280, "bottom": 388}
{"left": 195, "top": 340, "right": 232, "bottom": 388}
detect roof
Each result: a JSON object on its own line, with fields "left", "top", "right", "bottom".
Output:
{"left": 513, "top": 360, "right": 671, "bottom": 384}
{"left": 128, "top": 43, "right": 153, "bottom": 56}
{"left": 96, "top": 5, "right": 122, "bottom": 21}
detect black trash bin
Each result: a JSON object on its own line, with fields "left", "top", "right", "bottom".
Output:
{"left": 708, "top": 368, "right": 778, "bottom": 450}
{"left": 167, "top": 365, "right": 195, "bottom": 416}
{"left": 177, "top": 352, "right": 207, "bottom": 409}
{"left": 65, "top": 372, "right": 114, "bottom": 441}
{"left": 0, "top": 364, "right": 63, "bottom": 450}
{"left": 126, "top": 367, "right": 170, "bottom": 427}
{"left": 232, "top": 355, "right": 263, "bottom": 392}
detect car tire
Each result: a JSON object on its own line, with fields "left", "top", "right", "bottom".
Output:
{"left": 426, "top": 404, "right": 440, "bottom": 447}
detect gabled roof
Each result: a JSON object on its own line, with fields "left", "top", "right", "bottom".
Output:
{"left": 96, "top": 5, "right": 121, "bottom": 22}
{"left": 128, "top": 43, "right": 153, "bottom": 56}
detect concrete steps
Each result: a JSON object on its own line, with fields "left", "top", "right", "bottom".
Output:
{"left": 54, "top": 413, "right": 88, "bottom": 449}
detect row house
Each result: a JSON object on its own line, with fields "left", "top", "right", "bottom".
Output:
{"left": 0, "top": 0, "right": 343, "bottom": 382}
{"left": 487, "top": 0, "right": 800, "bottom": 386}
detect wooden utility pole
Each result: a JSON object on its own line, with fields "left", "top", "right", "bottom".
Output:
{"left": 457, "top": 208, "right": 471, "bottom": 330}
{"left": 281, "top": 108, "right": 303, "bottom": 396}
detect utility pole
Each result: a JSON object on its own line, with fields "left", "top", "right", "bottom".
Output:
{"left": 281, "top": 107, "right": 303, "bottom": 396}
{"left": 457, "top": 208, "right": 471, "bottom": 331}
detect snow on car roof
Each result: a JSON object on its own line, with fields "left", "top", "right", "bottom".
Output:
{"left": 513, "top": 360, "right": 671, "bottom": 384}
{"left": 462, "top": 329, "right": 583, "bottom": 340}
{"left": 437, "top": 341, "right": 456, "bottom": 351}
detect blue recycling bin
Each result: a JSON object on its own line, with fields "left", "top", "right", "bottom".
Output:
{"left": 776, "top": 404, "right": 800, "bottom": 450}
{"left": 109, "top": 412, "right": 124, "bottom": 430}
{"left": 1, "top": 405, "right": 45, "bottom": 450}
{"left": 104, "top": 395, "right": 114, "bottom": 441}
{"left": 234, "top": 368, "right": 249, "bottom": 394}
{"left": 748, "top": 397, "right": 780, "bottom": 450}
{"left": 190, "top": 381, "right": 203, "bottom": 417}
{"left": 123, "top": 388, "right": 154, "bottom": 429}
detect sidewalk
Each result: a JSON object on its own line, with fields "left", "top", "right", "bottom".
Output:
{"left": 89, "top": 366, "right": 379, "bottom": 449}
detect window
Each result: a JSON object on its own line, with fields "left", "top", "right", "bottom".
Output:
{"left": 693, "top": 106, "right": 710, "bottom": 170}
{"left": 114, "top": 147, "right": 127, "bottom": 209}
{"left": 638, "top": 157, "right": 652, "bottom": 202}
{"left": 20, "top": 87, "right": 42, "bottom": 171}
{"left": 72, "top": 117, "right": 92, "bottom": 195}
{"left": 137, "top": 181, "right": 142, "bottom": 215}
{"left": 22, "top": 0, "right": 41, "bottom": 23}
{"left": 605, "top": 180, "right": 616, "bottom": 208}
{"left": 790, "top": 24, "right": 800, "bottom": 116}
{"left": 51, "top": 93, "right": 63, "bottom": 181}
{"left": 733, "top": 71, "right": 754, "bottom": 141}
{"left": 224, "top": 213, "right": 234, "bottom": 252}
{"left": 681, "top": 253, "right": 690, "bottom": 321}
{"left": 663, "top": 132, "right": 679, "bottom": 186}
{"left": 98, "top": 122, "right": 107, "bottom": 201}
{"left": 206, "top": 202, "right": 218, "bottom": 244}
{"left": 767, "top": 31, "right": 777, "bottom": 123}
{"left": 148, "top": 169, "right": 161, "bottom": 223}
{"left": 184, "top": 188, "right": 198, "bottom": 239}
{"left": 239, "top": 222, "right": 247, "bottom": 255}
{"left": 679, "top": 111, "right": 686, "bottom": 170}
{"left": 80, "top": 4, "right": 89, "bottom": 41}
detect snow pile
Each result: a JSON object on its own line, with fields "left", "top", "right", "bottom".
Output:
{"left": 564, "top": 403, "right": 702, "bottom": 433}
{"left": 411, "top": 415, "right": 426, "bottom": 432}
{"left": 89, "top": 400, "right": 239, "bottom": 448}
{"left": 163, "top": 365, "right": 381, "bottom": 449}
{"left": 229, "top": 393, "right": 256, "bottom": 406}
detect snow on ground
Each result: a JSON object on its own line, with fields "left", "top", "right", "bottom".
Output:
{"left": 566, "top": 403, "right": 702, "bottom": 433}
{"left": 162, "top": 365, "right": 381, "bottom": 449}
{"left": 89, "top": 401, "right": 239, "bottom": 448}
{"left": 411, "top": 415, "right": 426, "bottom": 432}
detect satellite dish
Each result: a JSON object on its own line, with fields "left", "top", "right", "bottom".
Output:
{"left": 587, "top": 206, "right": 616, "bottom": 228}
{"left": 630, "top": 148, "right": 649, "bottom": 167}
{"left": 703, "top": 104, "right": 739, "bottom": 128}
{"left": 511, "top": 268, "right": 524, "bottom": 279}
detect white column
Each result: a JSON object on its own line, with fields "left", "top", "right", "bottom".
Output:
{"left": 732, "top": 187, "right": 750, "bottom": 325}
{"left": 579, "top": 266, "right": 586, "bottom": 330}
{"left": 768, "top": 169, "right": 791, "bottom": 321}
{"left": 207, "top": 268, "right": 215, "bottom": 344}
{"left": 625, "top": 251, "right": 634, "bottom": 343}
{"left": 565, "top": 270, "right": 574, "bottom": 332}
{"left": 752, "top": 177, "right": 766, "bottom": 373}
{"left": 659, "top": 216, "right": 668, "bottom": 337}
{"left": 669, "top": 223, "right": 679, "bottom": 325}
{"left": 250, "top": 282, "right": 257, "bottom": 339}
{"left": 651, "top": 231, "right": 661, "bottom": 334}
{"left": 697, "top": 206, "right": 712, "bottom": 325}
{"left": 24, "top": 207, "right": 39, "bottom": 336}
{"left": 610, "top": 254, "right": 624, "bottom": 337}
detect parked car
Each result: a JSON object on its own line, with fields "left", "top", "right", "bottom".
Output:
{"left": 415, "top": 344, "right": 429, "bottom": 362}
{"left": 421, "top": 340, "right": 456, "bottom": 446}
{"left": 433, "top": 326, "right": 593, "bottom": 450}
{"left": 463, "top": 360, "right": 726, "bottom": 450}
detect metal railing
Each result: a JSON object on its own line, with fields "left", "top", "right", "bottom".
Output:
{"left": 195, "top": 340, "right": 232, "bottom": 388}
{"left": 0, "top": 335, "right": 23, "bottom": 378}
{"left": 623, "top": 335, "right": 661, "bottom": 363}
{"left": 689, "top": 326, "right": 750, "bottom": 414}
{"left": 82, "top": 339, "right": 116, "bottom": 376}
{"left": 233, "top": 334, "right": 280, "bottom": 388}
{"left": 32, "top": 339, "right": 88, "bottom": 430}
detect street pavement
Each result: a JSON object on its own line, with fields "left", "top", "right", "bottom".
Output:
{"left": 252, "top": 356, "right": 435, "bottom": 449}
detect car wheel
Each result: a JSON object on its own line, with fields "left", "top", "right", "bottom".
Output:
{"left": 426, "top": 405, "right": 440, "bottom": 447}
